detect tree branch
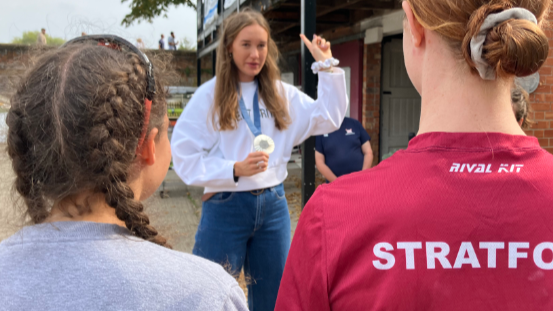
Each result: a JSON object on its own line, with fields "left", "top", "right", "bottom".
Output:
{"left": 121, "top": 0, "right": 197, "bottom": 27}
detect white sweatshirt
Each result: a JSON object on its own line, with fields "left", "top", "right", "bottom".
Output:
{"left": 170, "top": 68, "right": 348, "bottom": 193}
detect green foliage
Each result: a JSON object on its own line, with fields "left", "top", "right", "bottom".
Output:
{"left": 184, "top": 67, "right": 192, "bottom": 77}
{"left": 121, "top": 0, "right": 196, "bottom": 26}
{"left": 11, "top": 31, "right": 65, "bottom": 46}
{"left": 167, "top": 108, "right": 184, "bottom": 119}
{"left": 178, "top": 37, "right": 196, "bottom": 52}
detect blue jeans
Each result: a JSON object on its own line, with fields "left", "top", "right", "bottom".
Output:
{"left": 193, "top": 184, "right": 291, "bottom": 311}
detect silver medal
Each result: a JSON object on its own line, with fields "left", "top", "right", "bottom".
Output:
{"left": 254, "top": 134, "right": 275, "bottom": 154}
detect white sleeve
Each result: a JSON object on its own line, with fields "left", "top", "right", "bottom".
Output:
{"left": 170, "top": 83, "right": 237, "bottom": 188}
{"left": 287, "top": 68, "right": 348, "bottom": 146}
{"left": 220, "top": 285, "right": 249, "bottom": 311}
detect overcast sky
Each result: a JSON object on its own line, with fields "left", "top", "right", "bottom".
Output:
{"left": 0, "top": 0, "right": 197, "bottom": 49}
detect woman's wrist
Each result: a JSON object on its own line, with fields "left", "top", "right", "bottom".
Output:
{"left": 233, "top": 163, "right": 240, "bottom": 182}
{"left": 233, "top": 161, "right": 246, "bottom": 177}
{"left": 311, "top": 57, "right": 339, "bottom": 74}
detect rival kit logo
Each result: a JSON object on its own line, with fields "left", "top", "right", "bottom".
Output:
{"left": 449, "top": 163, "right": 524, "bottom": 174}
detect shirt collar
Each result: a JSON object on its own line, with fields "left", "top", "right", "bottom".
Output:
{"left": 407, "top": 132, "right": 540, "bottom": 151}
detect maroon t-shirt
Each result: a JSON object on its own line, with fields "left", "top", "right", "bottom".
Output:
{"left": 276, "top": 132, "right": 553, "bottom": 311}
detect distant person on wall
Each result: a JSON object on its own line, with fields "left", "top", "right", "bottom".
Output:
{"left": 136, "top": 38, "right": 145, "bottom": 49}
{"left": 168, "top": 32, "right": 178, "bottom": 50}
{"left": 158, "top": 34, "right": 165, "bottom": 50}
{"left": 37, "top": 28, "right": 47, "bottom": 46}
{"left": 315, "top": 117, "right": 373, "bottom": 182}
{"left": 81, "top": 32, "right": 87, "bottom": 36}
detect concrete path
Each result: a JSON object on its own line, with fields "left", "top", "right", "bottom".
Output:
{"left": 0, "top": 146, "right": 25, "bottom": 241}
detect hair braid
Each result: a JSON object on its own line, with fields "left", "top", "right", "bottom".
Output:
{"left": 6, "top": 108, "right": 48, "bottom": 223}
{"left": 87, "top": 53, "right": 170, "bottom": 247}
{"left": 7, "top": 43, "right": 170, "bottom": 247}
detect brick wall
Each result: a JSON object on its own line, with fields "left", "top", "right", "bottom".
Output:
{"left": 362, "top": 43, "right": 382, "bottom": 166}
{"left": 0, "top": 44, "right": 211, "bottom": 100}
{"left": 525, "top": 13, "right": 553, "bottom": 153}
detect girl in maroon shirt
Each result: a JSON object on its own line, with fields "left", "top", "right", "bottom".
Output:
{"left": 276, "top": 0, "right": 553, "bottom": 310}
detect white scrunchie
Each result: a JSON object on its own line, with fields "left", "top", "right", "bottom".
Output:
{"left": 311, "top": 58, "right": 340, "bottom": 74}
{"left": 470, "top": 8, "right": 538, "bottom": 80}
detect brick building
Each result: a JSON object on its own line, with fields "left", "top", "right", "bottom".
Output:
{"left": 356, "top": 10, "right": 553, "bottom": 160}
{"left": 196, "top": 0, "right": 553, "bottom": 165}
{"left": 270, "top": 6, "right": 553, "bottom": 164}
{"left": 525, "top": 20, "right": 553, "bottom": 154}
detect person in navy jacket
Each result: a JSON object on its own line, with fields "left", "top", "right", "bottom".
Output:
{"left": 315, "top": 117, "right": 373, "bottom": 182}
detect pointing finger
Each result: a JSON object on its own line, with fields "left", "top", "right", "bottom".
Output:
{"left": 299, "top": 34, "right": 312, "bottom": 50}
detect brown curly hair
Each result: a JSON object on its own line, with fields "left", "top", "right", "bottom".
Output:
{"left": 6, "top": 42, "right": 170, "bottom": 247}
{"left": 511, "top": 84, "right": 534, "bottom": 129}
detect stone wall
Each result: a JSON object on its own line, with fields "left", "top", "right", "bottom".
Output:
{"left": 0, "top": 44, "right": 38, "bottom": 100}
{"left": 0, "top": 44, "right": 212, "bottom": 102}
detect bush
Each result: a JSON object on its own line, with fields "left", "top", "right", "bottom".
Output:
{"left": 12, "top": 31, "right": 65, "bottom": 46}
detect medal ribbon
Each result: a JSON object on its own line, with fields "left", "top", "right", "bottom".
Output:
{"left": 238, "top": 82, "right": 262, "bottom": 137}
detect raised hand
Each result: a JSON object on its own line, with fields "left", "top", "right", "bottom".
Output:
{"left": 299, "top": 34, "right": 333, "bottom": 63}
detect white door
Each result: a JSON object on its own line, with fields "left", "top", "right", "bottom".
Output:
{"left": 380, "top": 38, "right": 421, "bottom": 158}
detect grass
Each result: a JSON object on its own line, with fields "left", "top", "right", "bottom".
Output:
{"left": 186, "top": 192, "right": 199, "bottom": 209}
{"left": 167, "top": 108, "right": 184, "bottom": 119}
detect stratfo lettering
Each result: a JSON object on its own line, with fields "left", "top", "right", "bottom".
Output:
{"left": 372, "top": 242, "right": 553, "bottom": 270}
{"left": 449, "top": 163, "right": 523, "bottom": 173}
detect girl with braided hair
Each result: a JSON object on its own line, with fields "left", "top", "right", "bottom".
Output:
{"left": 0, "top": 36, "right": 248, "bottom": 311}
{"left": 277, "top": 0, "right": 553, "bottom": 310}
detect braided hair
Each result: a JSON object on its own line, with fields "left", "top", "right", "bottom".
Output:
{"left": 6, "top": 43, "right": 170, "bottom": 247}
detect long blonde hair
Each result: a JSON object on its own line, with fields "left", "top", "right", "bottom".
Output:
{"left": 213, "top": 8, "right": 290, "bottom": 131}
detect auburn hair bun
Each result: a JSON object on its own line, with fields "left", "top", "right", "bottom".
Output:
{"left": 407, "top": 0, "right": 551, "bottom": 79}
{"left": 462, "top": 3, "right": 549, "bottom": 78}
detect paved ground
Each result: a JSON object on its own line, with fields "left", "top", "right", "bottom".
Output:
{"left": 0, "top": 145, "right": 26, "bottom": 241}
{"left": 0, "top": 146, "right": 307, "bottom": 253}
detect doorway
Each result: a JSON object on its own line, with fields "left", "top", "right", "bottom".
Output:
{"left": 380, "top": 36, "right": 421, "bottom": 159}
